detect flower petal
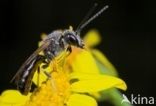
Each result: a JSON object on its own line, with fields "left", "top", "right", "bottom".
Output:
{"left": 83, "top": 30, "right": 101, "bottom": 47}
{"left": 91, "top": 49, "right": 118, "bottom": 76}
{"left": 70, "top": 73, "right": 127, "bottom": 92}
{"left": 70, "top": 49, "right": 100, "bottom": 74}
{"left": 0, "top": 90, "right": 30, "bottom": 106}
{"left": 67, "top": 94, "right": 97, "bottom": 106}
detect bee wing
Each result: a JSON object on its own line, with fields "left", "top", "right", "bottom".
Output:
{"left": 10, "top": 40, "right": 52, "bottom": 83}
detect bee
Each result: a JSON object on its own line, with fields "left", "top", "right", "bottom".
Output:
{"left": 11, "top": 4, "right": 109, "bottom": 95}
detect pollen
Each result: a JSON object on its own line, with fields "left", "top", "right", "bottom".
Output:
{"left": 25, "top": 60, "right": 71, "bottom": 106}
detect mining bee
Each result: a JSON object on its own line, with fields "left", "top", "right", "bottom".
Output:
{"left": 11, "top": 4, "right": 109, "bottom": 95}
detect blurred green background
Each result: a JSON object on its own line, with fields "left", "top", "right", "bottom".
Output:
{"left": 1, "top": 0, "right": 156, "bottom": 106}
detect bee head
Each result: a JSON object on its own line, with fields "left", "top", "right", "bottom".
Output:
{"left": 62, "top": 28, "right": 84, "bottom": 48}
{"left": 61, "top": 4, "right": 109, "bottom": 49}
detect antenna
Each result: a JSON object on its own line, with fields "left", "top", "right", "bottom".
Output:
{"left": 76, "top": 5, "right": 109, "bottom": 34}
{"left": 76, "top": 3, "right": 98, "bottom": 31}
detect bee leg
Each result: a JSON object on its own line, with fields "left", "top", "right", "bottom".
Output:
{"left": 37, "top": 54, "right": 46, "bottom": 60}
{"left": 42, "top": 62, "right": 49, "bottom": 69}
{"left": 41, "top": 58, "right": 51, "bottom": 69}
{"left": 40, "top": 55, "right": 52, "bottom": 79}
{"left": 41, "top": 68, "right": 57, "bottom": 91}
{"left": 43, "top": 71, "right": 51, "bottom": 78}
{"left": 37, "top": 66, "right": 40, "bottom": 86}
{"left": 67, "top": 46, "right": 72, "bottom": 55}
{"left": 42, "top": 52, "right": 55, "bottom": 69}
{"left": 40, "top": 60, "right": 51, "bottom": 79}
{"left": 40, "top": 65, "right": 51, "bottom": 82}
{"left": 35, "top": 55, "right": 48, "bottom": 69}
{"left": 43, "top": 70, "right": 57, "bottom": 91}
{"left": 39, "top": 53, "right": 57, "bottom": 91}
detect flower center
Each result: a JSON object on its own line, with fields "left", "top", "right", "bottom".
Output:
{"left": 26, "top": 60, "right": 71, "bottom": 106}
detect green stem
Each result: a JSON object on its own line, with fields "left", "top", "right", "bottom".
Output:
{"left": 100, "top": 89, "right": 133, "bottom": 106}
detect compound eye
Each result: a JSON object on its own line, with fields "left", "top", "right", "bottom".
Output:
{"left": 67, "top": 34, "right": 78, "bottom": 45}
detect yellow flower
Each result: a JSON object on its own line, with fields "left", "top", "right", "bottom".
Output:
{"left": 83, "top": 29, "right": 118, "bottom": 76}
{"left": 0, "top": 30, "right": 127, "bottom": 106}
{"left": 0, "top": 90, "right": 30, "bottom": 106}
{"left": 65, "top": 47, "right": 126, "bottom": 99}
